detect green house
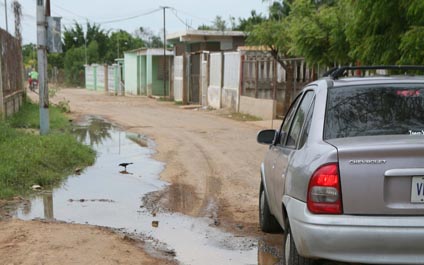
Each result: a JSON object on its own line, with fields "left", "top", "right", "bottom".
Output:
{"left": 123, "top": 48, "right": 173, "bottom": 96}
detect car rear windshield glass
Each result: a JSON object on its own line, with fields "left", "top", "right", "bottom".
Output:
{"left": 325, "top": 84, "right": 424, "bottom": 139}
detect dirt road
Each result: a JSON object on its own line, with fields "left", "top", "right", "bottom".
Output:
{"left": 1, "top": 88, "right": 278, "bottom": 264}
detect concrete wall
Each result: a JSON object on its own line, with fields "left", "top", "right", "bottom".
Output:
{"left": 139, "top": 56, "right": 147, "bottom": 95}
{"left": 97, "top": 65, "right": 105, "bottom": 91}
{"left": 174, "top": 56, "right": 183, "bottom": 101}
{"left": 85, "top": 65, "right": 95, "bottom": 90}
{"left": 207, "top": 53, "right": 222, "bottom": 109}
{"left": 3, "top": 92, "right": 23, "bottom": 117}
{"left": 239, "top": 96, "right": 276, "bottom": 120}
{"left": 222, "top": 52, "right": 240, "bottom": 110}
{"left": 124, "top": 53, "right": 138, "bottom": 95}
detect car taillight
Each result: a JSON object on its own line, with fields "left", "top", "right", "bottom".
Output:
{"left": 307, "top": 163, "right": 343, "bottom": 214}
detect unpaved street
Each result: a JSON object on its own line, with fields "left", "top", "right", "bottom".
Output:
{"left": 1, "top": 88, "right": 281, "bottom": 264}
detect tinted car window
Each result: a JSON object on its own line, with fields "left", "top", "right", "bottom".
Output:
{"left": 325, "top": 84, "right": 424, "bottom": 139}
{"left": 279, "top": 94, "right": 302, "bottom": 145}
{"left": 286, "top": 91, "right": 315, "bottom": 148}
{"left": 298, "top": 100, "right": 315, "bottom": 149}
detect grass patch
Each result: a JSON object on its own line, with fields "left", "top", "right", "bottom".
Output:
{"left": 157, "top": 96, "right": 173, "bottom": 102}
{"left": 0, "top": 101, "right": 95, "bottom": 199}
{"left": 174, "top": 101, "right": 183, "bottom": 105}
{"left": 223, "top": 112, "right": 262, "bottom": 122}
{"left": 8, "top": 101, "right": 70, "bottom": 130}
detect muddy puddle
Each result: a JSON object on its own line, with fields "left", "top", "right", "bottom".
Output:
{"left": 13, "top": 116, "right": 283, "bottom": 265}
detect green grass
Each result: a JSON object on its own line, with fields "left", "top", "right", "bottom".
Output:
{"left": 0, "top": 101, "right": 95, "bottom": 199}
{"left": 8, "top": 101, "right": 70, "bottom": 130}
{"left": 222, "top": 112, "right": 262, "bottom": 122}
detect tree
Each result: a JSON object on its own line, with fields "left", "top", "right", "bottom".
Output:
{"left": 236, "top": 10, "right": 266, "bottom": 31}
{"left": 345, "top": 0, "right": 408, "bottom": 65}
{"left": 213, "top": 16, "right": 227, "bottom": 31}
{"left": 64, "top": 47, "right": 85, "bottom": 86}
{"left": 398, "top": 0, "right": 424, "bottom": 65}
{"left": 288, "top": 0, "right": 351, "bottom": 66}
{"left": 248, "top": 19, "right": 296, "bottom": 113}
{"left": 22, "top": 44, "right": 37, "bottom": 69}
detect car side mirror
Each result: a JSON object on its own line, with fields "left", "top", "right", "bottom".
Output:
{"left": 257, "top": 129, "right": 277, "bottom": 145}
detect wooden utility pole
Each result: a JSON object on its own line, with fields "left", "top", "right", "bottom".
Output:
{"left": 36, "top": 0, "right": 49, "bottom": 135}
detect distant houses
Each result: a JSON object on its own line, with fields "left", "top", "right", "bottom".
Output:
{"left": 84, "top": 29, "right": 315, "bottom": 119}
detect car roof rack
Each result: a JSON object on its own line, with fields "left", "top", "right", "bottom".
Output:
{"left": 323, "top": 65, "right": 424, "bottom": 79}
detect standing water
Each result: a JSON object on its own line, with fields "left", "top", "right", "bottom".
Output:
{"left": 14, "top": 116, "right": 268, "bottom": 265}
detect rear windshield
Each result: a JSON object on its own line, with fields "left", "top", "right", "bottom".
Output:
{"left": 324, "top": 84, "right": 424, "bottom": 139}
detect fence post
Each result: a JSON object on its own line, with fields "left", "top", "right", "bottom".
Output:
{"left": 273, "top": 59, "right": 277, "bottom": 101}
{"left": 0, "top": 45, "right": 4, "bottom": 119}
{"left": 104, "top": 64, "right": 108, "bottom": 94}
{"left": 220, "top": 52, "right": 224, "bottom": 109}
{"left": 182, "top": 53, "right": 188, "bottom": 105}
{"left": 237, "top": 54, "right": 244, "bottom": 112}
{"left": 255, "top": 60, "right": 259, "bottom": 99}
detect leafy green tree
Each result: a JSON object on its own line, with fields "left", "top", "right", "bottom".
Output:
{"left": 213, "top": 16, "right": 227, "bottom": 31}
{"left": 248, "top": 19, "right": 295, "bottom": 113}
{"left": 22, "top": 44, "right": 37, "bottom": 69}
{"left": 288, "top": 0, "right": 351, "bottom": 66}
{"left": 398, "top": 0, "right": 424, "bottom": 64}
{"left": 345, "top": 0, "right": 408, "bottom": 65}
{"left": 105, "top": 30, "right": 144, "bottom": 62}
{"left": 64, "top": 47, "right": 85, "bottom": 86}
{"left": 236, "top": 10, "right": 266, "bottom": 31}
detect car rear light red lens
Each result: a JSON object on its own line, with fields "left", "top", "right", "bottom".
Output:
{"left": 307, "top": 163, "right": 343, "bottom": 214}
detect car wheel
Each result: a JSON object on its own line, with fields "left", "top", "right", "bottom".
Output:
{"left": 284, "top": 224, "right": 314, "bottom": 265}
{"left": 259, "top": 184, "right": 282, "bottom": 233}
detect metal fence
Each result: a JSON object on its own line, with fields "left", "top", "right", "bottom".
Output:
{"left": 0, "top": 29, "right": 24, "bottom": 118}
{"left": 241, "top": 52, "right": 315, "bottom": 116}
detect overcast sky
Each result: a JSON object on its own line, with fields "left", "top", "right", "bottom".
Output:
{"left": 1, "top": 0, "right": 270, "bottom": 44}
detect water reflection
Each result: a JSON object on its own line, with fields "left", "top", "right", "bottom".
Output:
{"left": 43, "top": 192, "right": 54, "bottom": 220}
{"left": 72, "top": 117, "right": 112, "bottom": 146}
{"left": 15, "top": 116, "right": 261, "bottom": 265}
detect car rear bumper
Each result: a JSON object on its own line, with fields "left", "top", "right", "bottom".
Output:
{"left": 286, "top": 197, "right": 424, "bottom": 264}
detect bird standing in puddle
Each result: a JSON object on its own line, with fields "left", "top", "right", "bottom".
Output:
{"left": 119, "top": 162, "right": 133, "bottom": 174}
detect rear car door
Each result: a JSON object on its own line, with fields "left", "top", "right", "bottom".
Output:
{"left": 265, "top": 94, "right": 302, "bottom": 216}
{"left": 271, "top": 90, "right": 315, "bottom": 223}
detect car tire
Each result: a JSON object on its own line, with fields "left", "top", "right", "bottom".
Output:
{"left": 259, "top": 183, "right": 282, "bottom": 233}
{"left": 284, "top": 224, "right": 314, "bottom": 265}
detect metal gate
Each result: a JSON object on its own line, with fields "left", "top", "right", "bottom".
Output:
{"left": 189, "top": 54, "right": 201, "bottom": 103}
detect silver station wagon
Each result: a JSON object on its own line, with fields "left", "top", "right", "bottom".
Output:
{"left": 257, "top": 66, "right": 424, "bottom": 265}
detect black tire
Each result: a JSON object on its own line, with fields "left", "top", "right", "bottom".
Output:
{"left": 259, "top": 183, "right": 282, "bottom": 233}
{"left": 284, "top": 224, "right": 314, "bottom": 265}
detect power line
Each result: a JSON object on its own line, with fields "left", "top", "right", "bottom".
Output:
{"left": 170, "top": 8, "right": 194, "bottom": 30}
{"left": 97, "top": 8, "right": 162, "bottom": 25}
{"left": 172, "top": 7, "right": 213, "bottom": 24}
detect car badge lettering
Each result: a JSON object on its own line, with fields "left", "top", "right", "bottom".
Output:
{"left": 409, "top": 130, "right": 424, "bottom": 135}
{"left": 349, "top": 160, "right": 387, "bottom": 165}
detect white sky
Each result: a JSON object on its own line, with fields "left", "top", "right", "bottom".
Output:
{"left": 1, "top": 0, "right": 270, "bottom": 44}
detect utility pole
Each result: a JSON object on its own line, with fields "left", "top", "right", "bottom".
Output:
{"left": 37, "top": 0, "right": 49, "bottom": 135}
{"left": 161, "top": 6, "right": 169, "bottom": 98}
{"left": 4, "top": 0, "right": 8, "bottom": 32}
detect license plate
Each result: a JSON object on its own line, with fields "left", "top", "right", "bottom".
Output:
{"left": 411, "top": 176, "right": 424, "bottom": 203}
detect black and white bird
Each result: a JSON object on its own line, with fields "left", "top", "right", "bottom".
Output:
{"left": 118, "top": 162, "right": 133, "bottom": 171}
